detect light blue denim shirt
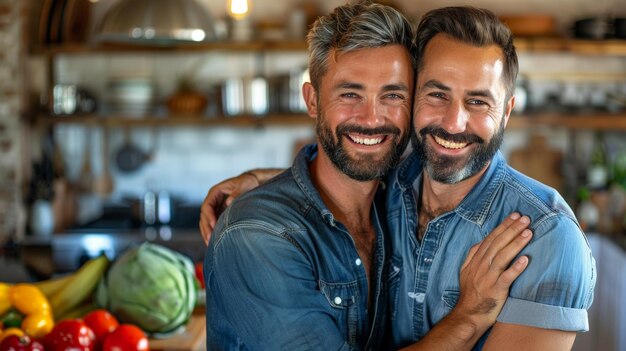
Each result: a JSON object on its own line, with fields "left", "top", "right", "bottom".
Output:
{"left": 205, "top": 144, "right": 392, "bottom": 350}
{"left": 384, "top": 150, "right": 596, "bottom": 349}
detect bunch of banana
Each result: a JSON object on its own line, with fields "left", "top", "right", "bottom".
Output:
{"left": 3, "top": 254, "right": 110, "bottom": 321}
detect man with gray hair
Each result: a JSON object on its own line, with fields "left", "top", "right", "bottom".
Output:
{"left": 204, "top": 2, "right": 532, "bottom": 350}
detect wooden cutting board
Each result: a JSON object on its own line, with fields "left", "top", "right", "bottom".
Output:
{"left": 508, "top": 134, "right": 564, "bottom": 192}
{"left": 149, "top": 312, "right": 206, "bottom": 351}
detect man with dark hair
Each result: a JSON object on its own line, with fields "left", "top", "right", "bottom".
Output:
{"left": 204, "top": 2, "right": 532, "bottom": 350}
{"left": 386, "top": 6, "right": 595, "bottom": 350}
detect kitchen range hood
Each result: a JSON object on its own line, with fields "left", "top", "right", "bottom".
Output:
{"left": 96, "top": 0, "right": 215, "bottom": 44}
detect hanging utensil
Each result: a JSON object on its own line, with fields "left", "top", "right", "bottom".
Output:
{"left": 114, "top": 126, "right": 157, "bottom": 173}
{"left": 94, "top": 127, "right": 114, "bottom": 196}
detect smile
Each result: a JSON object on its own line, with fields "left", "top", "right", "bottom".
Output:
{"left": 433, "top": 135, "right": 468, "bottom": 149}
{"left": 348, "top": 134, "right": 384, "bottom": 145}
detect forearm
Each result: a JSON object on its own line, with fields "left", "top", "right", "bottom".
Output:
{"left": 243, "top": 168, "right": 284, "bottom": 185}
{"left": 399, "top": 309, "right": 485, "bottom": 351}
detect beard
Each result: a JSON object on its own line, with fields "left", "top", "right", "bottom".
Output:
{"left": 411, "top": 120, "right": 505, "bottom": 184}
{"left": 316, "top": 110, "right": 409, "bottom": 182}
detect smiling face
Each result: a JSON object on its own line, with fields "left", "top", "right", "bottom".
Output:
{"left": 303, "top": 45, "right": 414, "bottom": 181}
{"left": 412, "top": 34, "right": 515, "bottom": 184}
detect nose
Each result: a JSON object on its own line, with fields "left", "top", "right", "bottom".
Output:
{"left": 355, "top": 98, "right": 385, "bottom": 127}
{"left": 442, "top": 101, "right": 468, "bottom": 134}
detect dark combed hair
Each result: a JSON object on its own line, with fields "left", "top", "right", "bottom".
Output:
{"left": 414, "top": 6, "right": 519, "bottom": 96}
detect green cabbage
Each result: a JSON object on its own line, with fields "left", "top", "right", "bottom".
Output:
{"left": 95, "top": 243, "right": 197, "bottom": 337}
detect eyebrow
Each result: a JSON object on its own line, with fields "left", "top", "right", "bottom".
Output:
{"left": 335, "top": 82, "right": 410, "bottom": 92}
{"left": 423, "top": 79, "right": 495, "bottom": 101}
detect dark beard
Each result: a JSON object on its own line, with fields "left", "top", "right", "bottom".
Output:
{"left": 317, "top": 112, "right": 408, "bottom": 182}
{"left": 411, "top": 121, "right": 505, "bottom": 184}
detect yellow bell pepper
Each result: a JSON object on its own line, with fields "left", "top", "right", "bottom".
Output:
{"left": 1, "top": 284, "right": 54, "bottom": 339}
{"left": 0, "top": 283, "right": 11, "bottom": 315}
{"left": 21, "top": 313, "right": 54, "bottom": 339}
{"left": 8, "top": 284, "right": 51, "bottom": 316}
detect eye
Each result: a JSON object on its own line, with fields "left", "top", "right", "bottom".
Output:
{"left": 384, "top": 93, "right": 405, "bottom": 100}
{"left": 467, "top": 99, "right": 487, "bottom": 105}
{"left": 340, "top": 92, "right": 360, "bottom": 99}
{"left": 428, "top": 92, "right": 446, "bottom": 99}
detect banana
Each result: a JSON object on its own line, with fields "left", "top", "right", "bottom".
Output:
{"left": 32, "top": 274, "right": 75, "bottom": 298}
{"left": 55, "top": 302, "right": 97, "bottom": 321}
{"left": 48, "top": 255, "right": 110, "bottom": 320}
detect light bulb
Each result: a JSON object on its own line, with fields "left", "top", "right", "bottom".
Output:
{"left": 228, "top": 0, "right": 249, "bottom": 19}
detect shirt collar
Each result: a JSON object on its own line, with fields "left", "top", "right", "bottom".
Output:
{"left": 455, "top": 151, "right": 507, "bottom": 225}
{"left": 392, "top": 150, "right": 508, "bottom": 226}
{"left": 291, "top": 144, "right": 337, "bottom": 225}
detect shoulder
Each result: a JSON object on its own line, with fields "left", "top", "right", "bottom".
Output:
{"left": 500, "top": 165, "right": 577, "bottom": 224}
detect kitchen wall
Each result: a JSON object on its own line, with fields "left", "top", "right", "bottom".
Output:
{"left": 7, "top": 0, "right": 626, "bottom": 235}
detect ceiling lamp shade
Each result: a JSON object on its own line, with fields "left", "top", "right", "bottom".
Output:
{"left": 96, "top": 0, "right": 215, "bottom": 44}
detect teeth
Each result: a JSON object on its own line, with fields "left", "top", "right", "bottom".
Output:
{"left": 349, "top": 134, "right": 383, "bottom": 145}
{"left": 433, "top": 135, "right": 467, "bottom": 149}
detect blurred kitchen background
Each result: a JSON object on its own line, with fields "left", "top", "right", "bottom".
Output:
{"left": 0, "top": 0, "right": 625, "bottom": 349}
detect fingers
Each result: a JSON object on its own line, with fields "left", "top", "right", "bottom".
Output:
{"left": 498, "top": 255, "right": 529, "bottom": 288}
{"left": 461, "top": 212, "right": 533, "bottom": 287}
{"left": 472, "top": 213, "right": 529, "bottom": 265}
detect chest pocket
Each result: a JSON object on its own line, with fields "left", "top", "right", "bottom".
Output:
{"left": 442, "top": 288, "right": 460, "bottom": 310}
{"left": 319, "top": 279, "right": 360, "bottom": 346}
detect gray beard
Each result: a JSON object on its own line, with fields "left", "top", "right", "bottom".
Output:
{"left": 411, "top": 121, "right": 505, "bottom": 184}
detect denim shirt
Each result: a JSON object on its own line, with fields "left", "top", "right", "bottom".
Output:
{"left": 385, "top": 151, "right": 596, "bottom": 349}
{"left": 205, "top": 144, "right": 391, "bottom": 351}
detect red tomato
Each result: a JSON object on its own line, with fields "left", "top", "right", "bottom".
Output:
{"left": 83, "top": 310, "right": 119, "bottom": 344}
{"left": 0, "top": 335, "right": 44, "bottom": 351}
{"left": 45, "top": 319, "right": 95, "bottom": 351}
{"left": 194, "top": 262, "right": 205, "bottom": 288}
{"left": 102, "top": 325, "right": 148, "bottom": 351}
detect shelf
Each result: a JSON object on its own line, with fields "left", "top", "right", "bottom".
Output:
{"left": 35, "top": 113, "right": 314, "bottom": 128}
{"left": 30, "top": 38, "right": 626, "bottom": 56}
{"left": 31, "top": 40, "right": 308, "bottom": 55}
{"left": 508, "top": 112, "right": 626, "bottom": 130}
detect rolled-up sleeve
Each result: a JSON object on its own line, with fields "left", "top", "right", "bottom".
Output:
{"left": 206, "top": 222, "right": 352, "bottom": 350}
{"left": 496, "top": 216, "right": 596, "bottom": 331}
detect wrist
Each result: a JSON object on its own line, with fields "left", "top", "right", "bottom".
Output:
{"left": 242, "top": 171, "right": 260, "bottom": 185}
{"left": 442, "top": 309, "right": 483, "bottom": 344}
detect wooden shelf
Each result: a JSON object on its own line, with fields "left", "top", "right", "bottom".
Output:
{"left": 508, "top": 112, "right": 626, "bottom": 130}
{"left": 514, "top": 38, "right": 626, "bottom": 55}
{"left": 31, "top": 38, "right": 626, "bottom": 56}
{"left": 35, "top": 113, "right": 314, "bottom": 128}
{"left": 31, "top": 40, "right": 308, "bottom": 55}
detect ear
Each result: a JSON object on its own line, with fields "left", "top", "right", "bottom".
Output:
{"left": 502, "top": 95, "right": 515, "bottom": 128}
{"left": 302, "top": 82, "right": 318, "bottom": 119}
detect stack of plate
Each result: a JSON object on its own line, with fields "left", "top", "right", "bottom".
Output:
{"left": 107, "top": 78, "right": 155, "bottom": 117}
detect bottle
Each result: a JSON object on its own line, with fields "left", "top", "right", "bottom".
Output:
{"left": 587, "top": 132, "right": 609, "bottom": 190}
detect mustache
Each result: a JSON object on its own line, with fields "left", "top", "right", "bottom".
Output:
{"left": 337, "top": 124, "right": 401, "bottom": 137}
{"left": 419, "top": 126, "right": 484, "bottom": 144}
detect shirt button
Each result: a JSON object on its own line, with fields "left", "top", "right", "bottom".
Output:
{"left": 355, "top": 258, "right": 362, "bottom": 266}
{"left": 334, "top": 297, "right": 342, "bottom": 305}
{"left": 416, "top": 293, "right": 425, "bottom": 303}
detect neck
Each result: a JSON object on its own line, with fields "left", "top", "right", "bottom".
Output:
{"left": 420, "top": 163, "right": 490, "bottom": 217}
{"left": 310, "top": 149, "right": 379, "bottom": 226}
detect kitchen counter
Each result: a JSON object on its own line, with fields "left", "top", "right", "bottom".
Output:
{"left": 4, "top": 225, "right": 206, "bottom": 279}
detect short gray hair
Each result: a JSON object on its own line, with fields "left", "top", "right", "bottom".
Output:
{"left": 306, "top": 0, "right": 416, "bottom": 91}
{"left": 415, "top": 6, "right": 519, "bottom": 97}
